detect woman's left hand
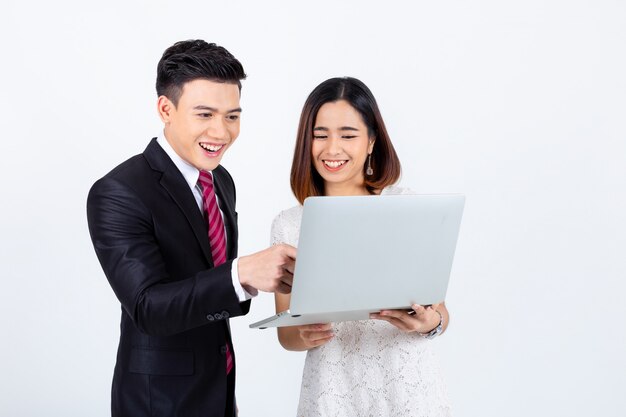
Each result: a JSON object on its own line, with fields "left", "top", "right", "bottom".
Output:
{"left": 370, "top": 304, "right": 442, "bottom": 333}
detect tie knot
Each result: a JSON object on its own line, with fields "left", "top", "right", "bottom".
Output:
{"left": 198, "top": 171, "right": 214, "bottom": 192}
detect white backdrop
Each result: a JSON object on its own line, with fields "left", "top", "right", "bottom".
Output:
{"left": 1, "top": 1, "right": 625, "bottom": 416}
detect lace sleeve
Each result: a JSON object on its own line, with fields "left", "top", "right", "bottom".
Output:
{"left": 269, "top": 207, "right": 301, "bottom": 247}
{"left": 383, "top": 184, "right": 417, "bottom": 195}
{"left": 270, "top": 210, "right": 291, "bottom": 246}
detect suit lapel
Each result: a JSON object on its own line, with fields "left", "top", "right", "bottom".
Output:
{"left": 143, "top": 138, "right": 214, "bottom": 267}
{"left": 161, "top": 170, "right": 215, "bottom": 266}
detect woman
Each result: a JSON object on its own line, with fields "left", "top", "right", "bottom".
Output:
{"left": 271, "top": 77, "right": 452, "bottom": 417}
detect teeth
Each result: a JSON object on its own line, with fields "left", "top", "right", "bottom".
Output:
{"left": 324, "top": 160, "right": 346, "bottom": 168}
{"left": 200, "top": 143, "right": 223, "bottom": 152}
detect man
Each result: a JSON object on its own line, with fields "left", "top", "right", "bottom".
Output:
{"left": 87, "top": 40, "right": 295, "bottom": 417}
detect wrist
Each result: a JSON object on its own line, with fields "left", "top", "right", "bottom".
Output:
{"left": 419, "top": 310, "right": 443, "bottom": 339}
{"left": 237, "top": 257, "right": 253, "bottom": 292}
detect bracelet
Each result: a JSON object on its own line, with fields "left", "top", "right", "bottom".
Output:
{"left": 419, "top": 310, "right": 443, "bottom": 339}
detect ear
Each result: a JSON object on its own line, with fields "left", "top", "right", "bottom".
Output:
{"left": 157, "top": 95, "right": 175, "bottom": 123}
{"left": 368, "top": 137, "right": 376, "bottom": 154}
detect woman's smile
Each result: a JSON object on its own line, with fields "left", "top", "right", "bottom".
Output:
{"left": 322, "top": 159, "right": 349, "bottom": 171}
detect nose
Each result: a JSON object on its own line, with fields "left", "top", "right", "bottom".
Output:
{"left": 327, "top": 136, "right": 342, "bottom": 155}
{"left": 207, "top": 117, "right": 229, "bottom": 141}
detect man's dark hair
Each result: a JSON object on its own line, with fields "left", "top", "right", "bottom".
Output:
{"left": 156, "top": 39, "right": 247, "bottom": 106}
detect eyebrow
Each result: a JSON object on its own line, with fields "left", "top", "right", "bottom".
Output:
{"left": 193, "top": 105, "right": 243, "bottom": 113}
{"left": 313, "top": 126, "right": 359, "bottom": 131}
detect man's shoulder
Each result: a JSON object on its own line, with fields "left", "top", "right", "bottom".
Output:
{"left": 89, "top": 141, "right": 162, "bottom": 201}
{"left": 95, "top": 139, "right": 161, "bottom": 185}
{"left": 93, "top": 153, "right": 152, "bottom": 192}
{"left": 106, "top": 153, "right": 149, "bottom": 179}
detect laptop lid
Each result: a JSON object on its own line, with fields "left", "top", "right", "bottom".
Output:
{"left": 288, "top": 194, "right": 465, "bottom": 315}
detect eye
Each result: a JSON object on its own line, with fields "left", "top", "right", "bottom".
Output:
{"left": 313, "top": 135, "right": 328, "bottom": 140}
{"left": 198, "top": 113, "right": 213, "bottom": 118}
{"left": 227, "top": 114, "right": 240, "bottom": 121}
{"left": 342, "top": 135, "right": 357, "bottom": 139}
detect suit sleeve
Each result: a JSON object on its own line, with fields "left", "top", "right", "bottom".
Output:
{"left": 87, "top": 176, "right": 250, "bottom": 337}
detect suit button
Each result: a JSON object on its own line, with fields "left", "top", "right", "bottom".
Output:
{"left": 220, "top": 345, "right": 228, "bottom": 355}
{"left": 221, "top": 310, "right": 230, "bottom": 319}
{"left": 214, "top": 313, "right": 223, "bottom": 320}
{"left": 206, "top": 314, "right": 215, "bottom": 321}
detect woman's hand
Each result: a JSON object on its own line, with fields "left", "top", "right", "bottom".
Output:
{"left": 298, "top": 323, "right": 334, "bottom": 349}
{"left": 370, "top": 304, "right": 444, "bottom": 334}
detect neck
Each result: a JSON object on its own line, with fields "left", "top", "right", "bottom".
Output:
{"left": 324, "top": 182, "right": 371, "bottom": 197}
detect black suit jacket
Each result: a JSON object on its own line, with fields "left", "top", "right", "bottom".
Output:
{"left": 87, "top": 138, "right": 250, "bottom": 417}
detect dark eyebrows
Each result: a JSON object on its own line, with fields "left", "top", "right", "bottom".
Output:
{"left": 313, "top": 126, "right": 359, "bottom": 131}
{"left": 193, "top": 105, "right": 243, "bottom": 113}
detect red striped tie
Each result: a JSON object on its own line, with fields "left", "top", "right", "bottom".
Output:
{"left": 198, "top": 171, "right": 233, "bottom": 375}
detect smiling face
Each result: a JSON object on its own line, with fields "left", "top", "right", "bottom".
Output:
{"left": 311, "top": 100, "right": 375, "bottom": 195}
{"left": 158, "top": 78, "right": 241, "bottom": 171}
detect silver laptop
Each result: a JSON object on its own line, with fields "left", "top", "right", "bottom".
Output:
{"left": 249, "top": 194, "right": 465, "bottom": 329}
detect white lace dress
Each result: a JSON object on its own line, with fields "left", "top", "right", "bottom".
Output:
{"left": 270, "top": 186, "right": 452, "bottom": 417}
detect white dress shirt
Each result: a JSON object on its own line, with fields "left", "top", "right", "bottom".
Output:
{"left": 156, "top": 133, "right": 255, "bottom": 301}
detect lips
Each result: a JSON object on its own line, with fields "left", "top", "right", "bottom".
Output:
{"left": 322, "top": 159, "right": 348, "bottom": 171}
{"left": 199, "top": 142, "right": 225, "bottom": 157}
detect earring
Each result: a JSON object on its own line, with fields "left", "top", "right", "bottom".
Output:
{"left": 366, "top": 153, "right": 373, "bottom": 176}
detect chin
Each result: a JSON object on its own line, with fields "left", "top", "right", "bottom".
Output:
{"left": 203, "top": 162, "right": 221, "bottom": 172}
{"left": 321, "top": 175, "right": 346, "bottom": 184}
{"left": 194, "top": 154, "right": 223, "bottom": 171}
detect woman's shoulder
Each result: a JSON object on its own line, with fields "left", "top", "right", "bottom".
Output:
{"left": 272, "top": 205, "right": 303, "bottom": 223}
{"left": 270, "top": 205, "right": 303, "bottom": 245}
{"left": 380, "top": 184, "right": 416, "bottom": 196}
{"left": 271, "top": 205, "right": 303, "bottom": 232}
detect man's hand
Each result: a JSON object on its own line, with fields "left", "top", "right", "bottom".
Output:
{"left": 237, "top": 244, "right": 297, "bottom": 294}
